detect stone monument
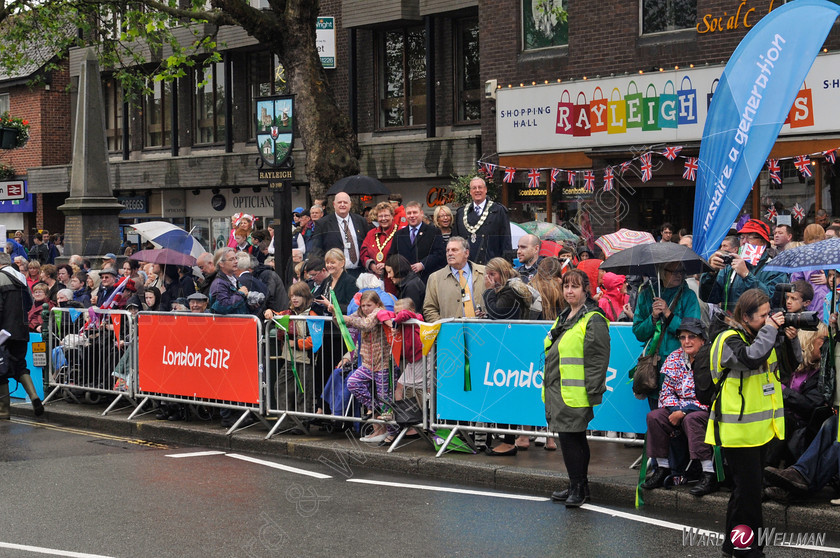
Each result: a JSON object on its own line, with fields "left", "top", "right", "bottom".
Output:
{"left": 58, "top": 48, "right": 124, "bottom": 259}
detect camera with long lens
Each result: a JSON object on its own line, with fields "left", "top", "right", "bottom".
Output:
{"left": 772, "top": 283, "right": 820, "bottom": 331}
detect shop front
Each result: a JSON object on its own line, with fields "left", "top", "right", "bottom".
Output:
{"left": 492, "top": 52, "right": 840, "bottom": 241}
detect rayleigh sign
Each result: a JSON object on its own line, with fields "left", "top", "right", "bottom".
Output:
{"left": 435, "top": 322, "right": 649, "bottom": 434}
{"left": 693, "top": 0, "right": 840, "bottom": 260}
{"left": 496, "top": 50, "right": 840, "bottom": 154}
{"left": 137, "top": 313, "right": 261, "bottom": 404}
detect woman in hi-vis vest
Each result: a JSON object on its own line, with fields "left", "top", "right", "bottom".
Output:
{"left": 543, "top": 269, "right": 610, "bottom": 507}
{"left": 708, "top": 288, "right": 786, "bottom": 558}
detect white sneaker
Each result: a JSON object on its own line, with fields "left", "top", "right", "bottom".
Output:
{"left": 831, "top": 498, "right": 840, "bottom": 506}
{"left": 361, "top": 433, "right": 388, "bottom": 443}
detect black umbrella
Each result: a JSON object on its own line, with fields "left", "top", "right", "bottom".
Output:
{"left": 326, "top": 174, "right": 390, "bottom": 196}
{"left": 599, "top": 242, "right": 711, "bottom": 294}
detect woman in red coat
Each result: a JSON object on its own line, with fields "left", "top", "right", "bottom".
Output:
{"left": 360, "top": 201, "right": 399, "bottom": 295}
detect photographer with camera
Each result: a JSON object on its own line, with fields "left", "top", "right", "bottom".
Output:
{"left": 700, "top": 219, "right": 788, "bottom": 312}
{"left": 707, "top": 288, "right": 785, "bottom": 558}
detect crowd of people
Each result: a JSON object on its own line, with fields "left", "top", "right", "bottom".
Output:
{"left": 4, "top": 183, "right": 840, "bottom": 548}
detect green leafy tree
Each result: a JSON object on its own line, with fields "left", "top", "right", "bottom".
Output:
{"left": 0, "top": 0, "right": 359, "bottom": 198}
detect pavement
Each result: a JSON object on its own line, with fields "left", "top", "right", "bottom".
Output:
{"left": 8, "top": 397, "right": 839, "bottom": 534}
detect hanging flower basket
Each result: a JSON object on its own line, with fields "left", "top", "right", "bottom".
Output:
{"left": 0, "top": 162, "right": 14, "bottom": 180}
{"left": 0, "top": 112, "right": 30, "bottom": 149}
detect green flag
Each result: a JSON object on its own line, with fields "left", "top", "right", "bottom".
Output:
{"left": 272, "top": 315, "right": 303, "bottom": 394}
{"left": 331, "top": 290, "right": 356, "bottom": 353}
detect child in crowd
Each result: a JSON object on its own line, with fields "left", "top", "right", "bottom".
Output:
{"left": 266, "top": 282, "right": 317, "bottom": 412}
{"left": 378, "top": 298, "right": 425, "bottom": 443}
{"left": 329, "top": 290, "right": 392, "bottom": 443}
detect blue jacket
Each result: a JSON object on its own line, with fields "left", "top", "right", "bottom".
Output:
{"left": 699, "top": 250, "right": 788, "bottom": 312}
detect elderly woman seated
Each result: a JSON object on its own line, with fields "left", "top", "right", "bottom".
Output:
{"left": 641, "top": 317, "right": 717, "bottom": 497}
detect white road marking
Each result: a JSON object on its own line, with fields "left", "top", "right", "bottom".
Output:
{"left": 582, "top": 504, "right": 840, "bottom": 554}
{"left": 226, "top": 453, "right": 332, "bottom": 479}
{"left": 165, "top": 450, "right": 227, "bottom": 458}
{"left": 347, "top": 478, "right": 550, "bottom": 501}
{"left": 0, "top": 541, "right": 115, "bottom": 557}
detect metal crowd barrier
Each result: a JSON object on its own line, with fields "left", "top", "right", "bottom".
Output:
{"left": 42, "top": 307, "right": 137, "bottom": 415}
{"left": 127, "top": 311, "right": 265, "bottom": 435}
{"left": 263, "top": 315, "right": 432, "bottom": 452}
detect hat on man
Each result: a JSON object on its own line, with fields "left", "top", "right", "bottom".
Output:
{"left": 676, "top": 317, "right": 707, "bottom": 339}
{"left": 293, "top": 207, "right": 305, "bottom": 214}
{"left": 737, "top": 219, "right": 771, "bottom": 243}
{"left": 187, "top": 292, "right": 208, "bottom": 301}
{"left": 100, "top": 267, "right": 119, "bottom": 276}
{"left": 104, "top": 252, "right": 117, "bottom": 260}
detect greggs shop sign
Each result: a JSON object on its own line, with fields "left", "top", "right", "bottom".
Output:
{"left": 496, "top": 52, "right": 840, "bottom": 154}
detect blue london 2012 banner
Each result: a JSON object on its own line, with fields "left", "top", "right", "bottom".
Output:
{"left": 435, "top": 322, "right": 649, "bottom": 434}
{"left": 693, "top": 0, "right": 840, "bottom": 260}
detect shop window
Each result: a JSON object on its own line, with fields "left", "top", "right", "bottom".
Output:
{"left": 143, "top": 80, "right": 172, "bottom": 148}
{"left": 247, "top": 51, "right": 287, "bottom": 139}
{"left": 523, "top": 0, "right": 568, "bottom": 50}
{"left": 102, "top": 78, "right": 123, "bottom": 152}
{"left": 377, "top": 26, "right": 426, "bottom": 129}
{"left": 194, "top": 61, "right": 226, "bottom": 145}
{"left": 0, "top": 93, "right": 9, "bottom": 114}
{"left": 455, "top": 17, "right": 481, "bottom": 123}
{"left": 641, "top": 0, "right": 696, "bottom": 35}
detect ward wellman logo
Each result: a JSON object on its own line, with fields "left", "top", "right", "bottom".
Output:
{"left": 683, "top": 525, "right": 827, "bottom": 549}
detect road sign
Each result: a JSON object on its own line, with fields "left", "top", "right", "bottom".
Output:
{"left": 0, "top": 180, "right": 25, "bottom": 201}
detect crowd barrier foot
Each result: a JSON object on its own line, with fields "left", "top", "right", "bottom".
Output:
{"left": 386, "top": 427, "right": 433, "bottom": 454}
{"left": 265, "top": 412, "right": 310, "bottom": 440}
{"left": 225, "top": 410, "right": 267, "bottom": 436}
{"left": 42, "top": 385, "right": 63, "bottom": 405}
{"left": 127, "top": 397, "right": 151, "bottom": 420}
{"left": 102, "top": 393, "right": 135, "bottom": 416}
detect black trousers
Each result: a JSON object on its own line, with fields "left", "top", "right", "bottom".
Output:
{"left": 557, "top": 431, "right": 590, "bottom": 484}
{"left": 722, "top": 444, "right": 767, "bottom": 557}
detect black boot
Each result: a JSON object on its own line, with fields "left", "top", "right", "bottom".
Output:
{"left": 641, "top": 467, "right": 671, "bottom": 490}
{"left": 690, "top": 472, "right": 719, "bottom": 497}
{"left": 0, "top": 382, "right": 9, "bottom": 420}
{"left": 564, "top": 481, "right": 590, "bottom": 508}
{"left": 550, "top": 488, "right": 569, "bottom": 503}
{"left": 18, "top": 374, "right": 44, "bottom": 416}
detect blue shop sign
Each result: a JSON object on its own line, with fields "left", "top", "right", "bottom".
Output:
{"left": 0, "top": 193, "right": 34, "bottom": 213}
{"left": 118, "top": 195, "right": 149, "bottom": 214}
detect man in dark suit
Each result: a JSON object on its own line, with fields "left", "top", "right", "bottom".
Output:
{"left": 388, "top": 200, "right": 445, "bottom": 283}
{"left": 452, "top": 177, "right": 511, "bottom": 265}
{"left": 309, "top": 191, "right": 369, "bottom": 278}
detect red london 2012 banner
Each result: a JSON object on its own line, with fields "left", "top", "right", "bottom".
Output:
{"left": 137, "top": 313, "right": 260, "bottom": 404}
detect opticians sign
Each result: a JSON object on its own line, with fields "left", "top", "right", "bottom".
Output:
{"left": 496, "top": 52, "right": 840, "bottom": 154}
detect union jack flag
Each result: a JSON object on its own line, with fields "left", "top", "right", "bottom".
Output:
{"left": 528, "top": 168, "right": 541, "bottom": 188}
{"left": 682, "top": 157, "right": 698, "bottom": 181}
{"left": 794, "top": 155, "right": 812, "bottom": 177}
{"left": 764, "top": 205, "right": 778, "bottom": 222}
{"left": 550, "top": 168, "right": 561, "bottom": 191}
{"left": 481, "top": 162, "right": 496, "bottom": 179}
{"left": 583, "top": 171, "right": 595, "bottom": 192}
{"left": 825, "top": 149, "right": 837, "bottom": 164}
{"left": 640, "top": 153, "right": 652, "bottom": 182}
{"left": 618, "top": 161, "right": 632, "bottom": 175}
{"left": 567, "top": 171, "right": 577, "bottom": 185}
{"left": 662, "top": 146, "right": 682, "bottom": 161}
{"left": 603, "top": 167, "right": 615, "bottom": 191}
{"left": 768, "top": 159, "right": 781, "bottom": 185}
{"left": 741, "top": 243, "right": 765, "bottom": 266}
{"left": 791, "top": 202, "right": 806, "bottom": 223}
{"left": 503, "top": 167, "right": 516, "bottom": 183}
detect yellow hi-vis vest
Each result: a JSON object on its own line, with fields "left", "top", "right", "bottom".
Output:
{"left": 704, "top": 329, "right": 784, "bottom": 448}
{"left": 543, "top": 311, "right": 601, "bottom": 408}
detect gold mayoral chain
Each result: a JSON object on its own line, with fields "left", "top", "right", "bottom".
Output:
{"left": 463, "top": 200, "right": 494, "bottom": 243}
{"left": 374, "top": 226, "right": 398, "bottom": 262}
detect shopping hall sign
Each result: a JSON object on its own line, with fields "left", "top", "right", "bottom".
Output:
{"left": 496, "top": 52, "right": 840, "bottom": 154}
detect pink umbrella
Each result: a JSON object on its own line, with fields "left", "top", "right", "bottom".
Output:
{"left": 595, "top": 229, "right": 655, "bottom": 258}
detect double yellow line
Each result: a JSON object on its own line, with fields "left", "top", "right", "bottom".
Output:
{"left": 9, "top": 417, "right": 170, "bottom": 449}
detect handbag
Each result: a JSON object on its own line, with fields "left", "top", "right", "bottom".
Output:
{"left": 631, "top": 285, "right": 684, "bottom": 399}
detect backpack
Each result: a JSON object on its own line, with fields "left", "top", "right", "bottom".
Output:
{"left": 692, "top": 311, "right": 731, "bottom": 407}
